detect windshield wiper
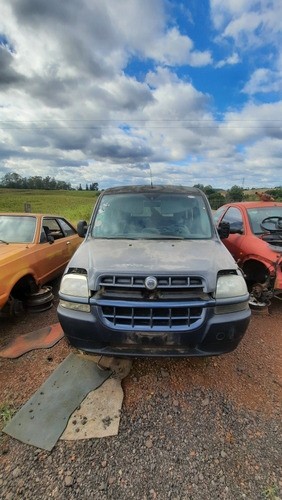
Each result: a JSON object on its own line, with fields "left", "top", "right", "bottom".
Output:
{"left": 0, "top": 239, "right": 9, "bottom": 244}
{"left": 158, "top": 235, "right": 185, "bottom": 239}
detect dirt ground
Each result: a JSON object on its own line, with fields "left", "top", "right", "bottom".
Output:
{"left": 0, "top": 279, "right": 281, "bottom": 422}
{"left": 0, "top": 279, "right": 281, "bottom": 499}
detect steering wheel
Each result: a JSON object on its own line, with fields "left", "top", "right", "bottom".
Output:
{"left": 260, "top": 216, "right": 282, "bottom": 233}
{"left": 160, "top": 225, "right": 176, "bottom": 234}
{"left": 160, "top": 224, "right": 189, "bottom": 236}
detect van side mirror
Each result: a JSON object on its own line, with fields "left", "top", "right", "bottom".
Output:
{"left": 218, "top": 221, "right": 230, "bottom": 239}
{"left": 77, "top": 220, "right": 88, "bottom": 238}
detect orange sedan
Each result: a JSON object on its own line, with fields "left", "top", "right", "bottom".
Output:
{"left": 0, "top": 213, "right": 81, "bottom": 315}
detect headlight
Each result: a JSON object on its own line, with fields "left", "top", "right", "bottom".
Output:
{"left": 59, "top": 299, "right": 90, "bottom": 312}
{"left": 60, "top": 274, "right": 89, "bottom": 298}
{"left": 215, "top": 275, "right": 248, "bottom": 299}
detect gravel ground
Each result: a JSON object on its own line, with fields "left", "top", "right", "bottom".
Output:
{"left": 0, "top": 281, "right": 281, "bottom": 500}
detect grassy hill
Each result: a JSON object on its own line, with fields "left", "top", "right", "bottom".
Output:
{"left": 0, "top": 189, "right": 100, "bottom": 225}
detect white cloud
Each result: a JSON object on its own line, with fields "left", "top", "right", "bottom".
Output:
{"left": 145, "top": 27, "right": 212, "bottom": 67}
{"left": 146, "top": 67, "right": 181, "bottom": 87}
{"left": 0, "top": 0, "right": 281, "bottom": 190}
{"left": 242, "top": 68, "right": 282, "bottom": 95}
{"left": 215, "top": 52, "right": 240, "bottom": 68}
{"left": 210, "top": 0, "right": 282, "bottom": 48}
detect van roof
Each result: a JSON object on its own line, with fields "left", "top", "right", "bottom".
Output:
{"left": 101, "top": 185, "right": 202, "bottom": 195}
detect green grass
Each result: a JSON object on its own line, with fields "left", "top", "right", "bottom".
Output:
{"left": 262, "top": 485, "right": 279, "bottom": 500}
{"left": 0, "top": 189, "right": 99, "bottom": 225}
{"left": 0, "top": 402, "right": 16, "bottom": 426}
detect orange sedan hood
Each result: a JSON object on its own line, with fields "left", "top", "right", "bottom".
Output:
{"left": 0, "top": 243, "right": 31, "bottom": 262}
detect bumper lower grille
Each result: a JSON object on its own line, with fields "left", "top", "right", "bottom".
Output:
{"left": 101, "top": 305, "right": 203, "bottom": 329}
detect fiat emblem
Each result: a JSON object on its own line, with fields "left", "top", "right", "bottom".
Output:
{"left": 145, "top": 276, "right": 158, "bottom": 290}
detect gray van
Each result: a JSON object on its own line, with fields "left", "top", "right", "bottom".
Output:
{"left": 58, "top": 185, "right": 250, "bottom": 357}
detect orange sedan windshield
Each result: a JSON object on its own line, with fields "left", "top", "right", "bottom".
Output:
{"left": 0, "top": 215, "right": 37, "bottom": 243}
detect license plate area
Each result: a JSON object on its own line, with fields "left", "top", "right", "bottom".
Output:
{"left": 134, "top": 332, "right": 168, "bottom": 346}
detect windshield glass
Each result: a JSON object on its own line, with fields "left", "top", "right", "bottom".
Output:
{"left": 92, "top": 193, "right": 212, "bottom": 239}
{"left": 247, "top": 206, "right": 282, "bottom": 234}
{"left": 0, "top": 215, "right": 37, "bottom": 243}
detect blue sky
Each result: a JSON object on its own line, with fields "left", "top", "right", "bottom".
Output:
{"left": 0, "top": 0, "right": 281, "bottom": 190}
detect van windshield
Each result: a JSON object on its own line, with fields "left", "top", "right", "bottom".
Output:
{"left": 91, "top": 193, "right": 212, "bottom": 239}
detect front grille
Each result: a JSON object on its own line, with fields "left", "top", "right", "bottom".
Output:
{"left": 101, "top": 305, "right": 203, "bottom": 329}
{"left": 97, "top": 274, "right": 205, "bottom": 301}
{"left": 97, "top": 274, "right": 206, "bottom": 330}
{"left": 99, "top": 274, "right": 204, "bottom": 289}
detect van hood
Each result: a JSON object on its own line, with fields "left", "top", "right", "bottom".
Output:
{"left": 66, "top": 238, "right": 238, "bottom": 292}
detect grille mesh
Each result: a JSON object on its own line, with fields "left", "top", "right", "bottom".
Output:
{"left": 102, "top": 305, "right": 203, "bottom": 329}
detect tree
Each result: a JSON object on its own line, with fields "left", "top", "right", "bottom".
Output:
{"left": 0, "top": 172, "right": 72, "bottom": 190}
{"left": 202, "top": 185, "right": 215, "bottom": 196}
{"left": 208, "top": 192, "right": 226, "bottom": 210}
{"left": 226, "top": 185, "right": 244, "bottom": 202}
{"left": 1, "top": 172, "right": 24, "bottom": 188}
{"left": 193, "top": 184, "right": 226, "bottom": 209}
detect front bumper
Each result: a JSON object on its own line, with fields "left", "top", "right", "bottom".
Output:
{"left": 57, "top": 300, "right": 251, "bottom": 357}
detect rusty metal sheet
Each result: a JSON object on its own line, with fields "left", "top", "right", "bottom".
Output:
{"left": 0, "top": 323, "right": 64, "bottom": 358}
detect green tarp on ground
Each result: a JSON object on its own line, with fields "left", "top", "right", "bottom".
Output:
{"left": 3, "top": 353, "right": 112, "bottom": 451}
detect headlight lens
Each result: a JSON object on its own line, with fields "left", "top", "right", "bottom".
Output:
{"left": 59, "top": 299, "right": 90, "bottom": 312}
{"left": 60, "top": 274, "right": 89, "bottom": 298}
{"left": 215, "top": 275, "right": 248, "bottom": 299}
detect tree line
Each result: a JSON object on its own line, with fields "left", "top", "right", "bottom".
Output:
{"left": 194, "top": 184, "right": 282, "bottom": 209}
{"left": 0, "top": 172, "right": 99, "bottom": 191}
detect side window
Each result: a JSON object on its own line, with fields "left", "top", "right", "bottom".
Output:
{"left": 42, "top": 218, "right": 64, "bottom": 240}
{"left": 213, "top": 206, "right": 226, "bottom": 224}
{"left": 222, "top": 207, "right": 244, "bottom": 233}
{"left": 58, "top": 218, "right": 76, "bottom": 236}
